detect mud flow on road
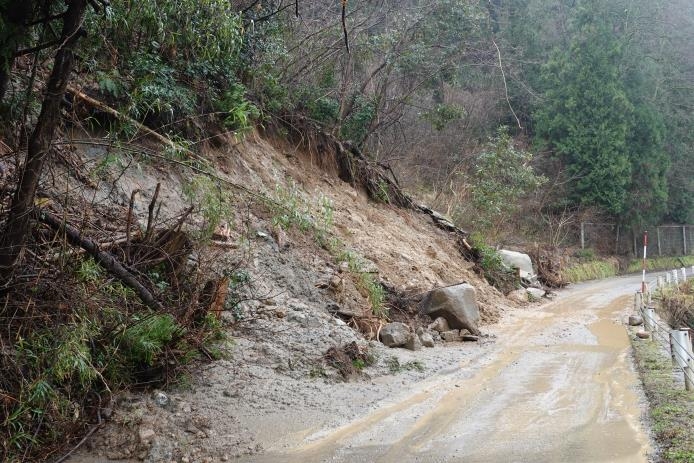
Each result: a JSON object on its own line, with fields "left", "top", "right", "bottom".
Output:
{"left": 246, "top": 275, "right": 653, "bottom": 463}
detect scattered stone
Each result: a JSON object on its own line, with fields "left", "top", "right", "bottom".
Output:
{"left": 138, "top": 428, "right": 156, "bottom": 444}
{"left": 286, "top": 312, "right": 307, "bottom": 325}
{"left": 636, "top": 331, "right": 650, "bottom": 339}
{"left": 212, "top": 223, "right": 232, "bottom": 241}
{"left": 338, "top": 261, "right": 350, "bottom": 273}
{"left": 419, "top": 332, "right": 435, "bottom": 348}
{"left": 380, "top": 322, "right": 410, "bottom": 347}
{"left": 420, "top": 284, "right": 481, "bottom": 335}
{"left": 405, "top": 333, "right": 422, "bottom": 351}
{"left": 416, "top": 326, "right": 424, "bottom": 336}
{"left": 329, "top": 275, "right": 342, "bottom": 289}
{"left": 462, "top": 334, "right": 479, "bottom": 342}
{"left": 272, "top": 225, "right": 289, "bottom": 249}
{"left": 427, "top": 316, "right": 450, "bottom": 332}
{"left": 527, "top": 287, "right": 546, "bottom": 300}
{"left": 508, "top": 289, "right": 528, "bottom": 304}
{"left": 441, "top": 330, "right": 462, "bottom": 342}
{"left": 153, "top": 392, "right": 169, "bottom": 407}
{"left": 274, "top": 308, "right": 286, "bottom": 318}
{"left": 628, "top": 315, "right": 644, "bottom": 326}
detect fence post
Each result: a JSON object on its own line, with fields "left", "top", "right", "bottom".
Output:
{"left": 666, "top": 272, "right": 672, "bottom": 285}
{"left": 657, "top": 227, "right": 662, "bottom": 257}
{"left": 682, "top": 328, "right": 693, "bottom": 356}
{"left": 646, "top": 307, "right": 657, "bottom": 334}
{"left": 680, "top": 329, "right": 694, "bottom": 392}
{"left": 673, "top": 270, "right": 679, "bottom": 285}
{"left": 683, "top": 268, "right": 688, "bottom": 282}
{"left": 683, "top": 225, "right": 688, "bottom": 255}
{"left": 580, "top": 222, "right": 585, "bottom": 250}
{"left": 686, "top": 358, "right": 694, "bottom": 392}
{"left": 670, "top": 330, "right": 678, "bottom": 365}
{"left": 673, "top": 330, "right": 689, "bottom": 369}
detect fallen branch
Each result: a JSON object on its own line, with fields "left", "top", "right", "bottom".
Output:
{"left": 38, "top": 209, "right": 163, "bottom": 310}
{"left": 66, "top": 85, "right": 190, "bottom": 155}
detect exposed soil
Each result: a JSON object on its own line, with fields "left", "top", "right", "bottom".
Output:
{"left": 61, "top": 131, "right": 513, "bottom": 462}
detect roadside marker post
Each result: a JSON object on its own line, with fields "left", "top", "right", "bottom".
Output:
{"left": 641, "top": 231, "right": 648, "bottom": 295}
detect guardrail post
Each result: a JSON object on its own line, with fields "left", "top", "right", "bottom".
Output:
{"left": 682, "top": 267, "right": 687, "bottom": 282}
{"left": 666, "top": 272, "right": 672, "bottom": 285}
{"left": 670, "top": 331, "right": 678, "bottom": 365}
{"left": 673, "top": 329, "right": 690, "bottom": 369}
{"left": 673, "top": 270, "right": 679, "bottom": 285}
{"left": 658, "top": 276, "right": 664, "bottom": 288}
{"left": 686, "top": 358, "right": 694, "bottom": 392}
{"left": 644, "top": 307, "right": 657, "bottom": 334}
{"left": 682, "top": 328, "right": 693, "bottom": 356}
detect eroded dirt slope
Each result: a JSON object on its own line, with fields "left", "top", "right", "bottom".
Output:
{"left": 64, "top": 131, "right": 512, "bottom": 462}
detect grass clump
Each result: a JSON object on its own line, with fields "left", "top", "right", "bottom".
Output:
{"left": 386, "top": 356, "right": 425, "bottom": 374}
{"left": 336, "top": 248, "right": 387, "bottom": 318}
{"left": 563, "top": 259, "right": 618, "bottom": 283}
{"left": 631, "top": 335, "right": 694, "bottom": 462}
{"left": 627, "top": 256, "right": 694, "bottom": 274}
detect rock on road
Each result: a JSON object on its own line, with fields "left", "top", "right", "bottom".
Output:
{"left": 245, "top": 274, "right": 653, "bottom": 463}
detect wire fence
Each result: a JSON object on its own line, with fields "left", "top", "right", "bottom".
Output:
{"left": 636, "top": 269, "right": 694, "bottom": 391}
{"left": 581, "top": 223, "right": 694, "bottom": 256}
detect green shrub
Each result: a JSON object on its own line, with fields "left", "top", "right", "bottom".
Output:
{"left": 216, "top": 83, "right": 261, "bottom": 134}
{"left": 120, "top": 314, "right": 182, "bottom": 366}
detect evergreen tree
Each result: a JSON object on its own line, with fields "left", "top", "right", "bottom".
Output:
{"left": 535, "top": 3, "right": 633, "bottom": 216}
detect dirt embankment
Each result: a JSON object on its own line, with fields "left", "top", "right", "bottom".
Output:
{"left": 66, "top": 131, "right": 514, "bottom": 463}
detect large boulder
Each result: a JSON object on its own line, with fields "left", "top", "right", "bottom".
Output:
{"left": 419, "top": 284, "right": 481, "bottom": 335}
{"left": 526, "top": 287, "right": 546, "bottom": 300}
{"left": 380, "top": 322, "right": 410, "bottom": 347}
{"left": 499, "top": 250, "right": 536, "bottom": 282}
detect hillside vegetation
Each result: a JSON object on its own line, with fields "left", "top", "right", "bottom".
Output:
{"left": 1, "top": 0, "right": 694, "bottom": 460}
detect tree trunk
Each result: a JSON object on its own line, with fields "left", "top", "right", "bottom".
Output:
{"left": 0, "top": 0, "right": 35, "bottom": 102}
{"left": 0, "top": 0, "right": 87, "bottom": 276}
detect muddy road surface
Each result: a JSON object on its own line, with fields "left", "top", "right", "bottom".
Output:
{"left": 244, "top": 274, "right": 652, "bottom": 463}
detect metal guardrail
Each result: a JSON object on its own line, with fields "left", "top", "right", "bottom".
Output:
{"left": 636, "top": 267, "right": 694, "bottom": 391}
